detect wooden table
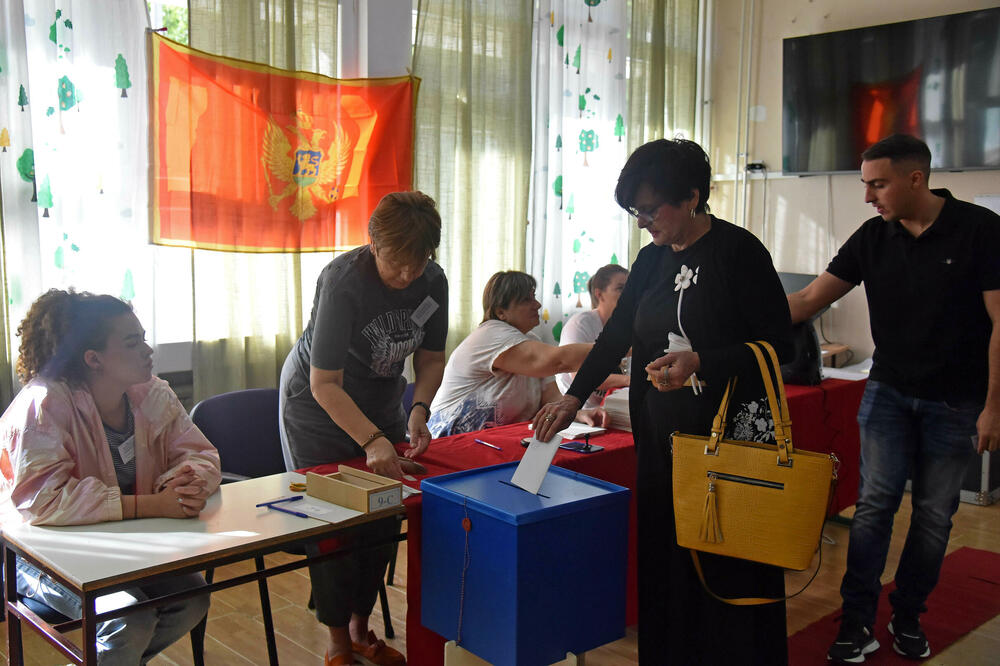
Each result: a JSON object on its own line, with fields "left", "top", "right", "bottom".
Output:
{"left": 2, "top": 472, "right": 404, "bottom": 665}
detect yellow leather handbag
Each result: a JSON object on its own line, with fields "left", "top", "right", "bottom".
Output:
{"left": 671, "top": 341, "right": 838, "bottom": 576}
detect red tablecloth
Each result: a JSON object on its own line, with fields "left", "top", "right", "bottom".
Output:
{"left": 306, "top": 377, "right": 866, "bottom": 666}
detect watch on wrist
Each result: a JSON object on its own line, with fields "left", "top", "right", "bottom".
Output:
{"left": 409, "top": 401, "right": 431, "bottom": 421}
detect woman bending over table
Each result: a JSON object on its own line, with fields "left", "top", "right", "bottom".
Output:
{"left": 556, "top": 263, "right": 631, "bottom": 408}
{"left": 0, "top": 289, "right": 220, "bottom": 665}
{"left": 279, "top": 191, "right": 447, "bottom": 666}
{"left": 533, "top": 139, "right": 793, "bottom": 665}
{"left": 428, "top": 270, "right": 607, "bottom": 436}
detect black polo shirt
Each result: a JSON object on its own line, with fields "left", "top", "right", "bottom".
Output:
{"left": 827, "top": 189, "right": 1000, "bottom": 402}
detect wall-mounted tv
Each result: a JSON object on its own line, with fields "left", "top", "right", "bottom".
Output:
{"left": 782, "top": 8, "right": 1000, "bottom": 175}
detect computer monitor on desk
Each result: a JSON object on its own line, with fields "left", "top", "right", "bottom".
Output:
{"left": 777, "top": 272, "right": 829, "bottom": 318}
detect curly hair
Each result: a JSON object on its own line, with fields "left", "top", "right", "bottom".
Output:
{"left": 16, "top": 289, "right": 133, "bottom": 385}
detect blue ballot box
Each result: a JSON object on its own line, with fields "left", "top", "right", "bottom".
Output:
{"left": 421, "top": 461, "right": 630, "bottom": 666}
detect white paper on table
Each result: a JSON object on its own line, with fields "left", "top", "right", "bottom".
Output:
{"left": 291, "top": 500, "right": 364, "bottom": 523}
{"left": 510, "top": 433, "right": 562, "bottom": 494}
{"left": 557, "top": 422, "right": 606, "bottom": 439}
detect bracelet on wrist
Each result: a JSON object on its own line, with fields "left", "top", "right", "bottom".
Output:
{"left": 361, "top": 430, "right": 388, "bottom": 449}
{"left": 409, "top": 401, "right": 431, "bottom": 421}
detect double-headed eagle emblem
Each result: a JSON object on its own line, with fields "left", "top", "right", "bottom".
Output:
{"left": 262, "top": 110, "right": 352, "bottom": 221}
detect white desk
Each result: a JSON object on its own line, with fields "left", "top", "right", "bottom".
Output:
{"left": 3, "top": 472, "right": 404, "bottom": 665}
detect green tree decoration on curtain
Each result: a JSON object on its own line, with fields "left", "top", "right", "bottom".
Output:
{"left": 557, "top": 25, "right": 565, "bottom": 47}
{"left": 572, "top": 45, "right": 581, "bottom": 74}
{"left": 59, "top": 76, "right": 77, "bottom": 110}
{"left": 553, "top": 175, "right": 563, "bottom": 209}
{"left": 573, "top": 237, "right": 581, "bottom": 253}
{"left": 121, "top": 269, "right": 136, "bottom": 301}
{"left": 555, "top": 134, "right": 562, "bottom": 152}
{"left": 49, "top": 9, "right": 73, "bottom": 57}
{"left": 18, "top": 84, "right": 28, "bottom": 111}
{"left": 553, "top": 282, "right": 562, "bottom": 298}
{"left": 552, "top": 321, "right": 564, "bottom": 343}
{"left": 614, "top": 114, "right": 625, "bottom": 142}
{"left": 566, "top": 193, "right": 575, "bottom": 219}
{"left": 16, "top": 148, "right": 36, "bottom": 202}
{"left": 611, "top": 253, "right": 619, "bottom": 265}
{"left": 54, "top": 246, "right": 64, "bottom": 269}
{"left": 38, "top": 176, "right": 54, "bottom": 217}
{"left": 115, "top": 54, "right": 131, "bottom": 98}
{"left": 579, "top": 129, "right": 598, "bottom": 166}
{"left": 585, "top": 0, "right": 601, "bottom": 23}
{"left": 572, "top": 271, "right": 591, "bottom": 308}
{"left": 0, "top": 128, "right": 9, "bottom": 152}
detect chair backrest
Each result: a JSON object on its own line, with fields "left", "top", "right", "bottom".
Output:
{"left": 402, "top": 382, "right": 416, "bottom": 415}
{"left": 190, "top": 388, "right": 286, "bottom": 479}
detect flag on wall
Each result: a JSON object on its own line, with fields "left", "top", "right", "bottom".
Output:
{"left": 150, "top": 33, "right": 418, "bottom": 252}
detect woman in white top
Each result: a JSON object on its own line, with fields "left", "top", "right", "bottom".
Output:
{"left": 557, "top": 264, "right": 631, "bottom": 408}
{"left": 429, "top": 271, "right": 608, "bottom": 436}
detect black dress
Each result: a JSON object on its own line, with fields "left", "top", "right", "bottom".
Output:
{"left": 569, "top": 217, "right": 793, "bottom": 665}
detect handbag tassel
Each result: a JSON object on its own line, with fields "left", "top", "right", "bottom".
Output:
{"left": 700, "top": 475, "right": 723, "bottom": 543}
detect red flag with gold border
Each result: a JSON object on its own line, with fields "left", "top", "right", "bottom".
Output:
{"left": 150, "top": 33, "right": 417, "bottom": 252}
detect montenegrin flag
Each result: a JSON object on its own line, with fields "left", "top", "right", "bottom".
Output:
{"left": 150, "top": 32, "right": 418, "bottom": 252}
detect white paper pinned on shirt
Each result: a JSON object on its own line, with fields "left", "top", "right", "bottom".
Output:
{"left": 510, "top": 432, "right": 562, "bottom": 494}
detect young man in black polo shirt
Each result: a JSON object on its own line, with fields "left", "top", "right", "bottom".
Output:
{"left": 788, "top": 134, "right": 1000, "bottom": 663}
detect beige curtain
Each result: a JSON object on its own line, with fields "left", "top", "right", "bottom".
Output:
{"left": 0, "top": 196, "right": 12, "bottom": 411}
{"left": 188, "top": 0, "right": 339, "bottom": 401}
{"left": 412, "top": 0, "right": 534, "bottom": 355}
{"left": 626, "top": 0, "right": 700, "bottom": 262}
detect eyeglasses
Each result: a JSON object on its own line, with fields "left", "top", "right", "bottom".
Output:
{"left": 628, "top": 201, "right": 665, "bottom": 222}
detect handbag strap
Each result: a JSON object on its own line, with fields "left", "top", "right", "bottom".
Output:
{"left": 688, "top": 545, "right": 824, "bottom": 606}
{"left": 746, "top": 341, "right": 794, "bottom": 459}
{"left": 706, "top": 341, "right": 794, "bottom": 462}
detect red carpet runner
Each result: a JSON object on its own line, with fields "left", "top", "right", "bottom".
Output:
{"left": 788, "top": 547, "right": 1000, "bottom": 664}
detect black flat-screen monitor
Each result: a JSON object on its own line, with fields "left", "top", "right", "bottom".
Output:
{"left": 782, "top": 8, "right": 1000, "bottom": 174}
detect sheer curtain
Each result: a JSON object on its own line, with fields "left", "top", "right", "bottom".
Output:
{"left": 625, "top": 0, "right": 700, "bottom": 260}
{"left": 412, "top": 0, "right": 534, "bottom": 353}
{"left": 526, "top": 0, "right": 630, "bottom": 345}
{"left": 187, "top": 0, "right": 339, "bottom": 401}
{"left": 0, "top": 0, "right": 152, "bottom": 403}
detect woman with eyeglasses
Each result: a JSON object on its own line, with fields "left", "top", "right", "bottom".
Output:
{"left": 279, "top": 191, "right": 448, "bottom": 666}
{"left": 532, "top": 139, "right": 793, "bottom": 665}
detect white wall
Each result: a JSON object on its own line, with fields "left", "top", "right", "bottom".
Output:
{"left": 708, "top": 0, "right": 1000, "bottom": 359}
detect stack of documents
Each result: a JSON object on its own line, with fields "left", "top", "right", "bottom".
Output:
{"left": 602, "top": 388, "right": 630, "bottom": 431}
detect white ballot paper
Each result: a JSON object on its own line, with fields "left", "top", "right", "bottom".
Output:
{"left": 510, "top": 432, "right": 562, "bottom": 494}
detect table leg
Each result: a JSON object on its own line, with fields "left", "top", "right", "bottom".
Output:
{"left": 254, "top": 555, "right": 279, "bottom": 666}
{"left": 5, "top": 546, "right": 24, "bottom": 666}
{"left": 82, "top": 592, "right": 98, "bottom": 665}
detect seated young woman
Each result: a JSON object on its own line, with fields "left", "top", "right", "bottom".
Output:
{"left": 0, "top": 289, "right": 221, "bottom": 665}
{"left": 428, "top": 271, "right": 608, "bottom": 436}
{"left": 556, "top": 264, "right": 631, "bottom": 408}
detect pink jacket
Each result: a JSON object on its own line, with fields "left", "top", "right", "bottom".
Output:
{"left": 0, "top": 377, "right": 221, "bottom": 526}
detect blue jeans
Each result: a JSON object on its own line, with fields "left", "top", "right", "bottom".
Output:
{"left": 16, "top": 559, "right": 210, "bottom": 665}
{"left": 841, "top": 380, "right": 979, "bottom": 626}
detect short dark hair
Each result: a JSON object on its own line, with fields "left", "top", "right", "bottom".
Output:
{"left": 587, "top": 264, "right": 628, "bottom": 306}
{"left": 615, "top": 139, "right": 712, "bottom": 214}
{"left": 482, "top": 271, "right": 536, "bottom": 322}
{"left": 368, "top": 191, "right": 442, "bottom": 265}
{"left": 16, "top": 289, "right": 133, "bottom": 385}
{"left": 861, "top": 134, "right": 932, "bottom": 178}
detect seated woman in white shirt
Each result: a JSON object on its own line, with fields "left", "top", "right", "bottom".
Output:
{"left": 557, "top": 264, "right": 631, "bottom": 408}
{"left": 428, "top": 271, "right": 608, "bottom": 436}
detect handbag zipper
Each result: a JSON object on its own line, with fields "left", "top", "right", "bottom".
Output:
{"left": 707, "top": 471, "right": 784, "bottom": 490}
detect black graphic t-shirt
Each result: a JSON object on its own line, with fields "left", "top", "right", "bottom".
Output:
{"left": 282, "top": 245, "right": 448, "bottom": 465}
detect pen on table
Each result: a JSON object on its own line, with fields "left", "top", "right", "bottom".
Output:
{"left": 473, "top": 438, "right": 502, "bottom": 451}
{"left": 263, "top": 503, "right": 309, "bottom": 519}
{"left": 255, "top": 495, "right": 303, "bottom": 508}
